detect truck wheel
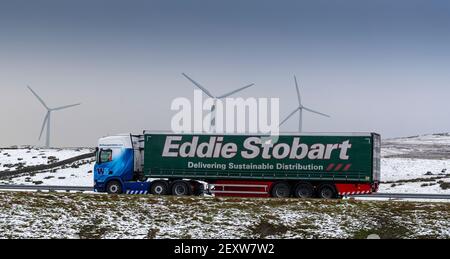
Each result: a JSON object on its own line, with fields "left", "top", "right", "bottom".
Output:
{"left": 318, "top": 185, "right": 336, "bottom": 199}
{"left": 150, "top": 181, "right": 169, "bottom": 195}
{"left": 106, "top": 181, "right": 122, "bottom": 194}
{"left": 271, "top": 182, "right": 291, "bottom": 198}
{"left": 172, "top": 181, "right": 191, "bottom": 196}
{"left": 294, "top": 183, "right": 314, "bottom": 198}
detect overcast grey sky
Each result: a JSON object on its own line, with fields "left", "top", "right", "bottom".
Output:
{"left": 1, "top": 0, "right": 449, "bottom": 147}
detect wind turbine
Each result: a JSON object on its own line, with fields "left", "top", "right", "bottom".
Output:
{"left": 27, "top": 86, "right": 81, "bottom": 148}
{"left": 280, "top": 76, "right": 330, "bottom": 132}
{"left": 181, "top": 73, "right": 255, "bottom": 131}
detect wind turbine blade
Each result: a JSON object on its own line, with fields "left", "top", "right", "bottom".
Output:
{"left": 27, "top": 86, "right": 49, "bottom": 110}
{"left": 294, "top": 75, "right": 302, "bottom": 106}
{"left": 302, "top": 106, "right": 331, "bottom": 118}
{"left": 217, "top": 83, "right": 255, "bottom": 99}
{"left": 52, "top": 103, "right": 81, "bottom": 111}
{"left": 181, "top": 73, "right": 215, "bottom": 98}
{"left": 279, "top": 107, "right": 301, "bottom": 126}
{"left": 39, "top": 112, "right": 50, "bottom": 140}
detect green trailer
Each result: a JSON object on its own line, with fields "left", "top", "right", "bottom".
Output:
{"left": 141, "top": 132, "right": 380, "bottom": 198}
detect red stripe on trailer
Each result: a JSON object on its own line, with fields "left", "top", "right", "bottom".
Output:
{"left": 334, "top": 164, "right": 344, "bottom": 171}
{"left": 343, "top": 164, "right": 352, "bottom": 171}
{"left": 335, "top": 183, "right": 373, "bottom": 196}
{"left": 326, "top": 164, "right": 335, "bottom": 171}
{"left": 212, "top": 180, "right": 273, "bottom": 198}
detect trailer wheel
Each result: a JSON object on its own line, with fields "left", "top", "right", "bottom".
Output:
{"left": 150, "top": 181, "right": 169, "bottom": 195}
{"left": 271, "top": 182, "right": 291, "bottom": 198}
{"left": 318, "top": 185, "right": 337, "bottom": 199}
{"left": 106, "top": 181, "right": 123, "bottom": 194}
{"left": 294, "top": 183, "right": 314, "bottom": 198}
{"left": 172, "top": 181, "right": 191, "bottom": 196}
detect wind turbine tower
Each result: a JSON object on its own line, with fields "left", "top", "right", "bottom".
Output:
{"left": 27, "top": 86, "right": 81, "bottom": 148}
{"left": 280, "top": 76, "right": 330, "bottom": 132}
{"left": 182, "top": 73, "right": 255, "bottom": 131}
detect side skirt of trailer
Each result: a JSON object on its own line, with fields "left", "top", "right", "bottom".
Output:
{"left": 208, "top": 180, "right": 273, "bottom": 198}
{"left": 208, "top": 181, "right": 376, "bottom": 198}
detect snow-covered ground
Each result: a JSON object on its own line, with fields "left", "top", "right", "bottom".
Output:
{"left": 379, "top": 133, "right": 450, "bottom": 194}
{"left": 0, "top": 133, "right": 449, "bottom": 195}
{"left": 382, "top": 158, "right": 448, "bottom": 182}
{"left": 0, "top": 192, "right": 448, "bottom": 239}
{"left": 0, "top": 148, "right": 92, "bottom": 171}
{"left": 384, "top": 133, "right": 450, "bottom": 145}
{"left": 5, "top": 162, "right": 94, "bottom": 186}
{"left": 0, "top": 147, "right": 94, "bottom": 186}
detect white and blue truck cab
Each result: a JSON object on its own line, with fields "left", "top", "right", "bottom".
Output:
{"left": 94, "top": 134, "right": 149, "bottom": 194}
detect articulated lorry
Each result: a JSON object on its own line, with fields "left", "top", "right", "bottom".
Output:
{"left": 94, "top": 132, "right": 381, "bottom": 198}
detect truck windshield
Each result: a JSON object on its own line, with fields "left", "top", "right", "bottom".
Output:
{"left": 99, "top": 149, "right": 113, "bottom": 164}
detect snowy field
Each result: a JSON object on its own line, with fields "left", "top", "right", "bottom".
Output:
{"left": 0, "top": 147, "right": 94, "bottom": 186}
{"left": 4, "top": 162, "right": 94, "bottom": 186}
{"left": 0, "top": 192, "right": 448, "bottom": 239}
{"left": 380, "top": 133, "right": 450, "bottom": 194}
{"left": 0, "top": 148, "right": 92, "bottom": 171}
{"left": 0, "top": 133, "right": 449, "bottom": 195}
{"left": 384, "top": 133, "right": 450, "bottom": 146}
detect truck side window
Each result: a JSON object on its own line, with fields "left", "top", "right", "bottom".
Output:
{"left": 99, "top": 149, "right": 113, "bottom": 164}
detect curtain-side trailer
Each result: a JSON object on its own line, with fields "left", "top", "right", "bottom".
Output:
{"left": 94, "top": 132, "right": 381, "bottom": 199}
